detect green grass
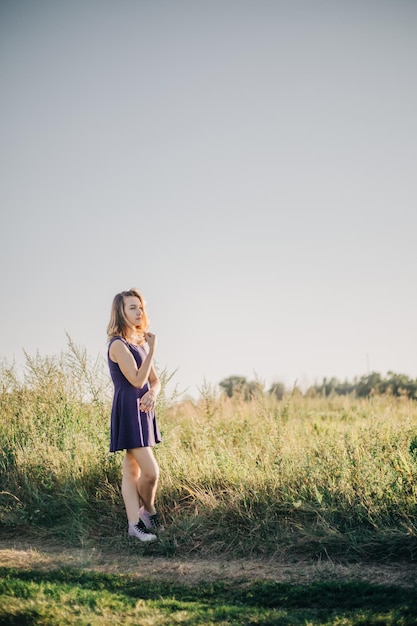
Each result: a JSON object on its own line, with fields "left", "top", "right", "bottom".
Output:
{"left": 1, "top": 566, "right": 417, "bottom": 625}
{"left": 1, "top": 342, "right": 417, "bottom": 560}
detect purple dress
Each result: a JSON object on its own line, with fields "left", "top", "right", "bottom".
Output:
{"left": 108, "top": 337, "right": 162, "bottom": 452}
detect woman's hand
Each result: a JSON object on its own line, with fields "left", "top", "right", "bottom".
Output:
{"left": 140, "top": 389, "right": 157, "bottom": 412}
{"left": 145, "top": 332, "right": 157, "bottom": 350}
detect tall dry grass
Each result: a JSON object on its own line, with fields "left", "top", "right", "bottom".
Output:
{"left": 159, "top": 387, "right": 417, "bottom": 559}
{"left": 1, "top": 342, "right": 417, "bottom": 560}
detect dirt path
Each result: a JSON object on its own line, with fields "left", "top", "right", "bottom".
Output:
{"left": 1, "top": 539, "right": 416, "bottom": 589}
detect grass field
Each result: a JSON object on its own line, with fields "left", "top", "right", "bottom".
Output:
{"left": 1, "top": 563, "right": 417, "bottom": 625}
{"left": 1, "top": 345, "right": 417, "bottom": 623}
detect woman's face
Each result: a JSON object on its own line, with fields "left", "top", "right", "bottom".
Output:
{"left": 123, "top": 295, "right": 143, "bottom": 328}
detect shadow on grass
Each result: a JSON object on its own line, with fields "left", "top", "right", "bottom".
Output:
{"left": 0, "top": 566, "right": 417, "bottom": 625}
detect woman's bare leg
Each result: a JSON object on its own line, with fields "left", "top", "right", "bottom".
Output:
{"left": 121, "top": 451, "right": 141, "bottom": 522}
{"left": 129, "top": 447, "right": 159, "bottom": 514}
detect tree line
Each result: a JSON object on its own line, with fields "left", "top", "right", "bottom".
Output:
{"left": 219, "top": 371, "right": 417, "bottom": 401}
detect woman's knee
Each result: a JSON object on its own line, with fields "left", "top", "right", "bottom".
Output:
{"left": 123, "top": 453, "right": 140, "bottom": 481}
{"left": 141, "top": 463, "right": 159, "bottom": 485}
{"left": 132, "top": 448, "right": 159, "bottom": 483}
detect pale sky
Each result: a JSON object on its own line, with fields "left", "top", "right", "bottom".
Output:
{"left": 1, "top": 0, "right": 416, "bottom": 397}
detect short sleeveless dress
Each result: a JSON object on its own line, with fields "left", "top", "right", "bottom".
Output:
{"left": 108, "top": 337, "right": 162, "bottom": 452}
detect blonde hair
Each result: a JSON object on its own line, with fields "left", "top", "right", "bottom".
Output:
{"left": 107, "top": 288, "right": 150, "bottom": 344}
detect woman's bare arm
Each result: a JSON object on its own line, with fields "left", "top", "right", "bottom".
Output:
{"left": 109, "top": 336, "right": 156, "bottom": 389}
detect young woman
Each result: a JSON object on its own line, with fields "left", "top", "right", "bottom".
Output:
{"left": 107, "top": 288, "right": 163, "bottom": 542}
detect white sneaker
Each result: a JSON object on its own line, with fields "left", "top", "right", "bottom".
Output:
{"left": 128, "top": 521, "right": 158, "bottom": 543}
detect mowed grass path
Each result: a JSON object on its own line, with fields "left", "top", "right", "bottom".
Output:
{"left": 1, "top": 564, "right": 417, "bottom": 625}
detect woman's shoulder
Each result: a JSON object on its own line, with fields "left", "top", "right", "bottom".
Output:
{"left": 108, "top": 336, "right": 129, "bottom": 350}
{"left": 108, "top": 336, "right": 130, "bottom": 364}
{"left": 109, "top": 335, "right": 124, "bottom": 342}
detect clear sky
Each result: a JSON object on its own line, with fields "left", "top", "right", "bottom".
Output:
{"left": 1, "top": 0, "right": 416, "bottom": 398}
